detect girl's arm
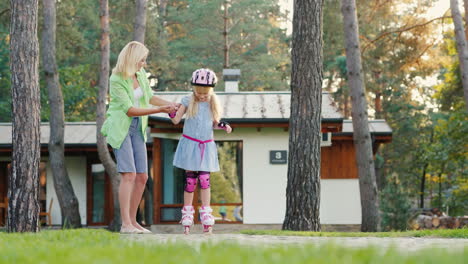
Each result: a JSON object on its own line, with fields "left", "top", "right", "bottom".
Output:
{"left": 150, "top": 95, "right": 181, "bottom": 111}
{"left": 150, "top": 95, "right": 176, "bottom": 107}
{"left": 169, "top": 104, "right": 187, "bottom": 125}
{"left": 127, "top": 105, "right": 174, "bottom": 117}
{"left": 214, "top": 121, "right": 232, "bottom": 133}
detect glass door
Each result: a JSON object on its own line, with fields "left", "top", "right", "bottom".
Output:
{"left": 87, "top": 163, "right": 113, "bottom": 225}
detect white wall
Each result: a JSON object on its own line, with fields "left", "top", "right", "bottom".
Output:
{"left": 152, "top": 128, "right": 362, "bottom": 225}
{"left": 320, "top": 179, "right": 361, "bottom": 224}
{"left": 215, "top": 128, "right": 288, "bottom": 224}
{"left": 47, "top": 156, "right": 87, "bottom": 225}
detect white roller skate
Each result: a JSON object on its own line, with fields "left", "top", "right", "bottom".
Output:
{"left": 199, "top": 206, "right": 215, "bottom": 234}
{"left": 180, "top": 206, "right": 195, "bottom": 235}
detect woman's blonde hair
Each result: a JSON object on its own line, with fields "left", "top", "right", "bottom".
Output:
{"left": 112, "top": 41, "right": 149, "bottom": 78}
{"left": 186, "top": 86, "right": 222, "bottom": 122}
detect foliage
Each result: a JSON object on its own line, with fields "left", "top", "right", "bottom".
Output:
{"left": 0, "top": 0, "right": 290, "bottom": 121}
{"left": 434, "top": 32, "right": 466, "bottom": 111}
{"left": 0, "top": 229, "right": 466, "bottom": 264}
{"left": 0, "top": 29, "right": 11, "bottom": 122}
{"left": 445, "top": 177, "right": 468, "bottom": 217}
{"left": 426, "top": 110, "right": 468, "bottom": 215}
{"left": 380, "top": 173, "right": 412, "bottom": 231}
{"left": 211, "top": 141, "right": 242, "bottom": 203}
{"left": 320, "top": 0, "right": 468, "bottom": 225}
{"left": 154, "top": 0, "right": 290, "bottom": 91}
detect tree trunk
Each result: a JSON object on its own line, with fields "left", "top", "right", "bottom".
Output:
{"left": 341, "top": 0, "right": 380, "bottom": 232}
{"left": 419, "top": 129, "right": 433, "bottom": 208}
{"left": 8, "top": 0, "right": 41, "bottom": 232}
{"left": 42, "top": 0, "right": 82, "bottom": 228}
{"left": 158, "top": 0, "right": 167, "bottom": 17}
{"left": 223, "top": 0, "right": 230, "bottom": 68}
{"left": 282, "top": 0, "right": 323, "bottom": 231}
{"left": 419, "top": 162, "right": 428, "bottom": 208}
{"left": 451, "top": 0, "right": 468, "bottom": 110}
{"left": 97, "top": 0, "right": 121, "bottom": 232}
{"left": 374, "top": 92, "right": 382, "bottom": 119}
{"left": 464, "top": 0, "right": 468, "bottom": 40}
{"left": 133, "top": 0, "right": 147, "bottom": 43}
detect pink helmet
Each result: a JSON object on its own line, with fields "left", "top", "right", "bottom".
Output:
{"left": 191, "top": 68, "right": 217, "bottom": 87}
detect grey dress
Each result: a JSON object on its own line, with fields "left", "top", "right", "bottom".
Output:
{"left": 173, "top": 95, "right": 220, "bottom": 172}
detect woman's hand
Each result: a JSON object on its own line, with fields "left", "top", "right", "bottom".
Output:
{"left": 158, "top": 104, "right": 176, "bottom": 114}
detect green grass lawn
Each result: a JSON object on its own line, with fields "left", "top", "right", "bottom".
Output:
{"left": 0, "top": 229, "right": 466, "bottom": 264}
{"left": 240, "top": 228, "right": 468, "bottom": 238}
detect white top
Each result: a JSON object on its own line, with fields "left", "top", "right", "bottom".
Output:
{"left": 133, "top": 87, "right": 143, "bottom": 107}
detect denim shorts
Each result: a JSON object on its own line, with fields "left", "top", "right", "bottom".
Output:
{"left": 113, "top": 117, "right": 148, "bottom": 173}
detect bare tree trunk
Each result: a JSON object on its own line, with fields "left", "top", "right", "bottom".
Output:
{"left": 464, "top": 0, "right": 468, "bottom": 40}
{"left": 133, "top": 0, "right": 147, "bottom": 43}
{"left": 42, "top": 0, "right": 82, "bottom": 228}
{"left": 374, "top": 92, "right": 382, "bottom": 119}
{"left": 341, "top": 0, "right": 380, "bottom": 232}
{"left": 451, "top": 0, "right": 468, "bottom": 110}
{"left": 97, "top": 0, "right": 121, "bottom": 232}
{"left": 282, "top": 0, "right": 323, "bottom": 231}
{"left": 419, "top": 129, "right": 433, "bottom": 209}
{"left": 8, "top": 0, "right": 41, "bottom": 232}
{"left": 154, "top": 0, "right": 169, "bottom": 90}
{"left": 419, "top": 163, "right": 428, "bottom": 208}
{"left": 158, "top": 0, "right": 167, "bottom": 17}
{"left": 223, "top": 0, "right": 230, "bottom": 68}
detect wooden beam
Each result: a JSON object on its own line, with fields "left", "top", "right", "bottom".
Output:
{"left": 151, "top": 128, "right": 182, "bottom": 134}
{"left": 150, "top": 122, "right": 342, "bottom": 133}
{"left": 152, "top": 138, "right": 162, "bottom": 224}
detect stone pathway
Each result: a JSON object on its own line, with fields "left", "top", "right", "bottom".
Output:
{"left": 124, "top": 233, "right": 468, "bottom": 252}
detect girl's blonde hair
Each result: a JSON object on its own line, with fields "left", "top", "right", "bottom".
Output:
{"left": 112, "top": 41, "right": 149, "bottom": 78}
{"left": 186, "top": 86, "right": 222, "bottom": 122}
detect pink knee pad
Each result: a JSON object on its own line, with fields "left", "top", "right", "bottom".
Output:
{"left": 198, "top": 171, "right": 210, "bottom": 189}
{"left": 184, "top": 172, "right": 198, "bottom": 193}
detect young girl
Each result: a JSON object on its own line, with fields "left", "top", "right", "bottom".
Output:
{"left": 169, "top": 68, "right": 232, "bottom": 234}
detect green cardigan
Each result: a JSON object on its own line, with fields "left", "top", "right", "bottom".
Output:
{"left": 101, "top": 68, "right": 153, "bottom": 149}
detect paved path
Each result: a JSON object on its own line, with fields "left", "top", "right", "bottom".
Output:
{"left": 124, "top": 233, "right": 468, "bottom": 252}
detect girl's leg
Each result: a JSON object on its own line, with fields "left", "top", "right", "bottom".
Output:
{"left": 198, "top": 171, "right": 214, "bottom": 233}
{"left": 119, "top": 172, "right": 136, "bottom": 227}
{"left": 200, "top": 188, "right": 211, "bottom": 207}
{"left": 199, "top": 171, "right": 211, "bottom": 207}
{"left": 183, "top": 170, "right": 197, "bottom": 205}
{"left": 130, "top": 173, "right": 148, "bottom": 230}
{"left": 181, "top": 171, "right": 197, "bottom": 234}
{"left": 184, "top": 192, "right": 195, "bottom": 206}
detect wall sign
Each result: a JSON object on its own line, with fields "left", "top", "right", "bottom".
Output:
{"left": 270, "top": 150, "right": 287, "bottom": 164}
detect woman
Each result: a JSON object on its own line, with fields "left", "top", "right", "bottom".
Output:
{"left": 101, "top": 41, "right": 176, "bottom": 234}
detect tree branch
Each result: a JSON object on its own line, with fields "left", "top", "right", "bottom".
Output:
{"left": 0, "top": 8, "right": 10, "bottom": 17}
{"left": 362, "top": 15, "right": 451, "bottom": 53}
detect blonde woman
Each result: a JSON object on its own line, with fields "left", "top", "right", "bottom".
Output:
{"left": 169, "top": 68, "right": 232, "bottom": 234}
{"left": 101, "top": 41, "right": 177, "bottom": 234}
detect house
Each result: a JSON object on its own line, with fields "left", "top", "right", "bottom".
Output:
{"left": 0, "top": 91, "right": 392, "bottom": 229}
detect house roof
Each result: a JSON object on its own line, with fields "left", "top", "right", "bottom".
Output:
{"left": 149, "top": 91, "right": 343, "bottom": 123}
{"left": 338, "top": 120, "right": 393, "bottom": 136}
{"left": 0, "top": 122, "right": 155, "bottom": 147}
{"left": 0, "top": 119, "right": 392, "bottom": 146}
{"left": 0, "top": 122, "right": 99, "bottom": 146}
{"left": 0, "top": 93, "right": 391, "bottom": 146}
